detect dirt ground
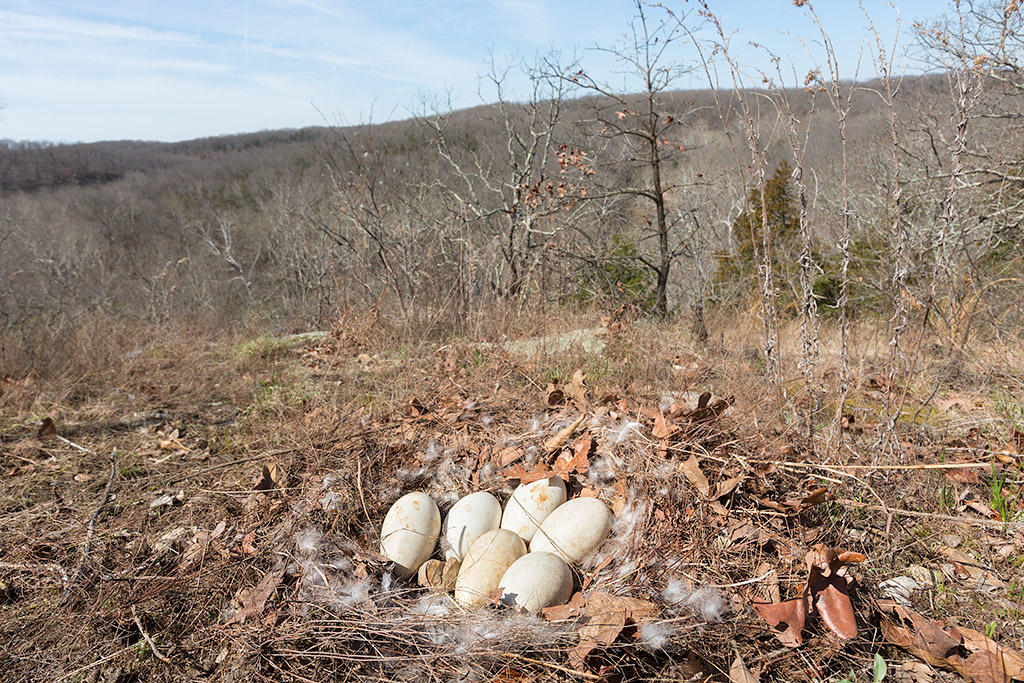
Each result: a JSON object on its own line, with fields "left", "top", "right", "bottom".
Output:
{"left": 1, "top": 314, "right": 1023, "bottom": 683}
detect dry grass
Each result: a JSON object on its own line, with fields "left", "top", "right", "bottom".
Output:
{"left": 1, "top": 308, "right": 1023, "bottom": 683}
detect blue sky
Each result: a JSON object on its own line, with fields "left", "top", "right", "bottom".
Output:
{"left": 0, "top": 0, "right": 951, "bottom": 144}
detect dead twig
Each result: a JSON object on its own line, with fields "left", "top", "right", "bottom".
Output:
{"left": 836, "top": 498, "right": 1024, "bottom": 529}
{"left": 131, "top": 604, "right": 171, "bottom": 664}
{"left": 167, "top": 449, "right": 295, "bottom": 484}
{"left": 53, "top": 647, "right": 134, "bottom": 682}
{"left": 355, "top": 457, "right": 371, "bottom": 524}
{"left": 56, "top": 434, "right": 93, "bottom": 454}
{"left": 750, "top": 458, "right": 994, "bottom": 471}
{"left": 500, "top": 653, "right": 602, "bottom": 680}
{"left": 60, "top": 449, "right": 117, "bottom": 607}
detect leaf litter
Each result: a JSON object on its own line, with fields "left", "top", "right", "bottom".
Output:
{"left": 2, "top": 337, "right": 1024, "bottom": 683}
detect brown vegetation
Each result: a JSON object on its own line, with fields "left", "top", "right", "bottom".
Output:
{"left": 2, "top": 1, "right": 1024, "bottom": 682}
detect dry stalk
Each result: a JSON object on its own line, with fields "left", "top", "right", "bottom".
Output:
{"left": 131, "top": 604, "right": 172, "bottom": 664}
{"left": 896, "top": 4, "right": 984, "bottom": 425}
{"left": 60, "top": 449, "right": 116, "bottom": 607}
{"left": 800, "top": 3, "right": 861, "bottom": 451}
{"left": 763, "top": 44, "right": 821, "bottom": 441}
{"left": 862, "top": 3, "right": 910, "bottom": 462}
{"left": 677, "top": 3, "right": 786, "bottom": 419}
{"left": 836, "top": 498, "right": 1024, "bottom": 529}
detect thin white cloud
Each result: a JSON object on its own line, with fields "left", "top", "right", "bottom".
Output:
{"left": 0, "top": 9, "right": 198, "bottom": 46}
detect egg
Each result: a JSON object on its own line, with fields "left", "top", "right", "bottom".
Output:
{"left": 442, "top": 491, "right": 502, "bottom": 562}
{"left": 500, "top": 476, "right": 566, "bottom": 542}
{"left": 498, "top": 551, "right": 574, "bottom": 613}
{"left": 454, "top": 529, "right": 527, "bottom": 608}
{"left": 529, "top": 497, "right": 613, "bottom": 564}
{"left": 379, "top": 492, "right": 441, "bottom": 579}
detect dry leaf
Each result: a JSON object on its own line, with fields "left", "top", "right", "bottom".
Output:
{"left": 584, "top": 592, "right": 660, "bottom": 623}
{"left": 752, "top": 596, "right": 808, "bottom": 647}
{"left": 226, "top": 568, "right": 284, "bottom": 626}
{"left": 501, "top": 462, "right": 555, "bottom": 484}
{"left": 687, "top": 394, "right": 734, "bottom": 422}
{"left": 254, "top": 462, "right": 285, "bottom": 491}
{"left": 714, "top": 476, "right": 744, "bottom": 500}
{"left": 762, "top": 487, "right": 830, "bottom": 514}
{"left": 946, "top": 468, "right": 980, "bottom": 484}
{"left": 652, "top": 409, "right": 679, "bottom": 439}
{"left": 882, "top": 600, "right": 1024, "bottom": 682}
{"left": 565, "top": 369, "right": 588, "bottom": 405}
{"left": 816, "top": 583, "right": 858, "bottom": 640}
{"left": 240, "top": 532, "right": 257, "bottom": 556}
{"left": 879, "top": 601, "right": 969, "bottom": 677}
{"left": 806, "top": 544, "right": 864, "bottom": 640}
{"left": 730, "top": 654, "right": 760, "bottom": 683}
{"left": 543, "top": 592, "right": 587, "bottom": 621}
{"left": 546, "top": 382, "right": 566, "bottom": 406}
{"left": 496, "top": 446, "right": 524, "bottom": 468}
{"left": 37, "top": 417, "right": 57, "bottom": 442}
{"left": 936, "top": 546, "right": 1005, "bottom": 592}
{"left": 158, "top": 428, "right": 188, "bottom": 452}
{"left": 697, "top": 391, "right": 711, "bottom": 411}
{"left": 553, "top": 438, "right": 591, "bottom": 476}
{"left": 569, "top": 592, "right": 660, "bottom": 670}
{"left": 681, "top": 455, "right": 711, "bottom": 498}
{"left": 965, "top": 648, "right": 1009, "bottom": 683}
{"left": 801, "top": 488, "right": 830, "bottom": 507}
{"left": 406, "top": 396, "right": 428, "bottom": 417}
{"left": 418, "top": 559, "right": 446, "bottom": 589}
{"left": 959, "top": 626, "right": 1024, "bottom": 681}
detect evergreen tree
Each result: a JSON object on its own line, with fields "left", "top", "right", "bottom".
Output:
{"left": 715, "top": 160, "right": 804, "bottom": 309}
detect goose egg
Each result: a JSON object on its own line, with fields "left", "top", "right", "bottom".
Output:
{"left": 442, "top": 491, "right": 502, "bottom": 562}
{"left": 454, "top": 529, "right": 527, "bottom": 608}
{"left": 500, "top": 476, "right": 566, "bottom": 542}
{"left": 498, "top": 551, "right": 573, "bottom": 613}
{"left": 529, "top": 497, "right": 613, "bottom": 564}
{"left": 379, "top": 492, "right": 440, "bottom": 579}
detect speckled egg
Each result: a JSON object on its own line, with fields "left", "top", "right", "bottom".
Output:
{"left": 500, "top": 476, "right": 566, "bottom": 542}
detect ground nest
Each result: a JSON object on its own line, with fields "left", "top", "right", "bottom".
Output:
{"left": 1, "top": 330, "right": 1023, "bottom": 683}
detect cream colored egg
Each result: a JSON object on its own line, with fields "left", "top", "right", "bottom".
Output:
{"left": 443, "top": 491, "right": 502, "bottom": 562}
{"left": 498, "top": 551, "right": 573, "bottom": 613}
{"left": 454, "top": 529, "right": 527, "bottom": 608}
{"left": 379, "top": 492, "right": 441, "bottom": 579}
{"left": 500, "top": 476, "right": 566, "bottom": 542}
{"left": 529, "top": 497, "right": 613, "bottom": 564}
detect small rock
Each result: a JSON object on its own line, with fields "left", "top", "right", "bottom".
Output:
{"left": 906, "top": 565, "right": 936, "bottom": 588}
{"left": 878, "top": 575, "right": 925, "bottom": 606}
{"left": 150, "top": 489, "right": 185, "bottom": 510}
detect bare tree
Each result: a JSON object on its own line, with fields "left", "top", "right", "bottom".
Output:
{"left": 548, "top": 0, "right": 704, "bottom": 318}
{"left": 196, "top": 212, "right": 258, "bottom": 305}
{"left": 418, "top": 52, "right": 586, "bottom": 306}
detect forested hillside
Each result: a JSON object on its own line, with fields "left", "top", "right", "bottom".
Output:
{"left": 1, "top": 69, "right": 1018, "bottom": 342}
